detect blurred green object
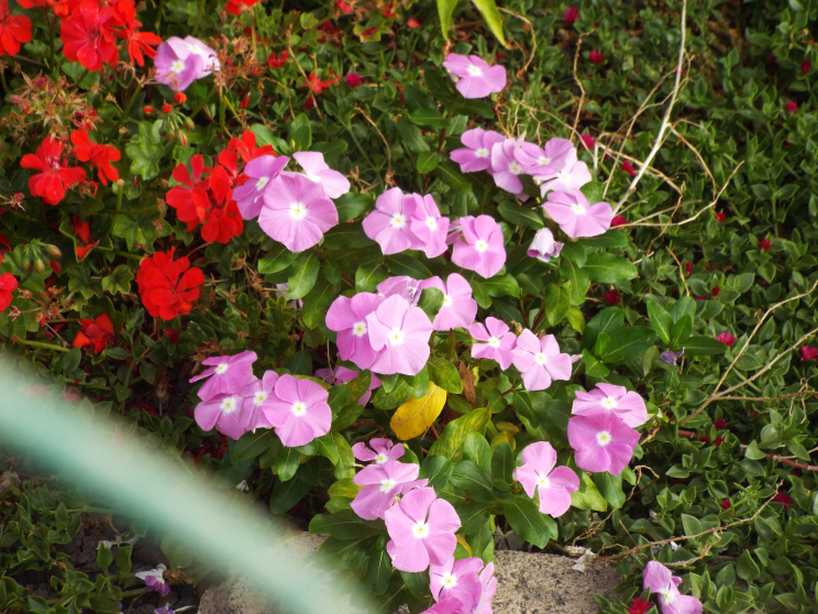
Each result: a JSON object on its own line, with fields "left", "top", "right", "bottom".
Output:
{"left": 0, "top": 357, "right": 374, "bottom": 614}
{"left": 437, "top": 0, "right": 509, "bottom": 47}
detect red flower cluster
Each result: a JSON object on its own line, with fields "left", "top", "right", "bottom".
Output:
{"left": 266, "top": 49, "right": 288, "bottom": 69}
{"left": 20, "top": 0, "right": 159, "bottom": 71}
{"left": 73, "top": 313, "right": 114, "bottom": 353}
{"left": 166, "top": 131, "right": 272, "bottom": 244}
{"left": 0, "top": 272, "right": 18, "bottom": 311}
{"left": 72, "top": 216, "right": 98, "bottom": 261}
{"left": 136, "top": 249, "right": 205, "bottom": 320}
{"left": 225, "top": 0, "right": 261, "bottom": 15}
{"left": 19, "top": 136, "right": 86, "bottom": 205}
{"left": 0, "top": 0, "right": 32, "bottom": 56}
{"left": 70, "top": 129, "right": 120, "bottom": 185}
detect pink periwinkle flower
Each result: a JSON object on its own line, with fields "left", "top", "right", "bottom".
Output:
{"left": 407, "top": 192, "right": 450, "bottom": 258}
{"left": 262, "top": 374, "right": 332, "bottom": 447}
{"left": 536, "top": 148, "right": 591, "bottom": 194}
{"left": 643, "top": 561, "right": 703, "bottom": 614}
{"left": 292, "top": 151, "right": 350, "bottom": 199}
{"left": 571, "top": 383, "right": 648, "bottom": 428}
{"left": 542, "top": 189, "right": 614, "bottom": 239}
{"left": 314, "top": 365, "right": 381, "bottom": 406}
{"left": 512, "top": 330, "right": 572, "bottom": 392}
{"left": 154, "top": 36, "right": 220, "bottom": 92}
{"left": 567, "top": 413, "right": 639, "bottom": 475}
{"left": 377, "top": 275, "right": 423, "bottom": 303}
{"left": 429, "top": 557, "right": 484, "bottom": 612}
{"left": 514, "top": 137, "right": 574, "bottom": 179}
{"left": 419, "top": 274, "right": 478, "bottom": 331}
{"left": 442, "top": 53, "right": 507, "bottom": 99}
{"left": 489, "top": 139, "right": 527, "bottom": 195}
{"left": 384, "top": 486, "right": 461, "bottom": 572}
{"left": 450, "top": 215, "right": 506, "bottom": 279}
{"left": 450, "top": 128, "right": 506, "bottom": 173}
{"left": 513, "top": 441, "right": 579, "bottom": 518}
{"left": 190, "top": 351, "right": 258, "bottom": 401}
{"left": 325, "top": 293, "right": 384, "bottom": 370}
{"left": 194, "top": 392, "right": 254, "bottom": 440}
{"left": 366, "top": 294, "right": 434, "bottom": 375}
{"left": 351, "top": 460, "right": 424, "bottom": 520}
{"left": 421, "top": 595, "right": 471, "bottom": 614}
{"left": 468, "top": 317, "right": 516, "bottom": 370}
{"left": 135, "top": 564, "right": 170, "bottom": 596}
{"left": 258, "top": 172, "right": 339, "bottom": 253}
{"left": 352, "top": 437, "right": 405, "bottom": 464}
{"left": 362, "top": 187, "right": 416, "bottom": 255}
{"left": 240, "top": 370, "right": 280, "bottom": 430}
{"left": 527, "top": 228, "right": 563, "bottom": 262}
{"left": 232, "top": 155, "right": 289, "bottom": 220}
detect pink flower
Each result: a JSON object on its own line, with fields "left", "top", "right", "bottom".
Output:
{"left": 563, "top": 5, "right": 579, "bottom": 25}
{"left": 384, "top": 486, "right": 461, "bottom": 572}
{"left": 135, "top": 564, "right": 170, "bottom": 596}
{"left": 240, "top": 370, "right": 280, "bottom": 430}
{"left": 365, "top": 294, "right": 434, "bottom": 375}
{"left": 325, "top": 293, "right": 384, "bottom": 370}
{"left": 527, "top": 228, "right": 563, "bottom": 262}
{"left": 536, "top": 148, "right": 591, "bottom": 193}
{"left": 292, "top": 151, "right": 350, "bottom": 199}
{"left": 715, "top": 331, "right": 735, "bottom": 347}
{"left": 377, "top": 276, "right": 423, "bottom": 302}
{"left": 800, "top": 345, "right": 818, "bottom": 361}
{"left": 345, "top": 71, "right": 363, "bottom": 87}
{"left": 351, "top": 460, "right": 424, "bottom": 520}
{"left": 262, "top": 374, "right": 332, "bottom": 447}
{"left": 407, "top": 192, "right": 450, "bottom": 258}
{"left": 429, "top": 557, "right": 485, "bottom": 611}
{"left": 571, "top": 383, "right": 648, "bottom": 428}
{"left": 643, "top": 561, "right": 703, "bottom": 614}
{"left": 514, "top": 137, "right": 574, "bottom": 178}
{"left": 468, "top": 317, "right": 516, "bottom": 370}
{"left": 489, "top": 138, "right": 526, "bottom": 195}
{"left": 567, "top": 413, "right": 639, "bottom": 475}
{"left": 190, "top": 351, "right": 258, "bottom": 401}
{"left": 352, "top": 437, "right": 405, "bottom": 464}
{"left": 362, "top": 187, "right": 416, "bottom": 255}
{"left": 259, "top": 172, "right": 339, "bottom": 252}
{"left": 450, "top": 128, "right": 506, "bottom": 173}
{"left": 511, "top": 329, "right": 572, "bottom": 391}
{"left": 232, "top": 154, "right": 288, "bottom": 220}
{"left": 442, "top": 53, "right": 507, "bottom": 99}
{"left": 194, "top": 392, "right": 255, "bottom": 440}
{"left": 315, "top": 365, "right": 381, "bottom": 406}
{"left": 542, "top": 189, "right": 614, "bottom": 239}
{"left": 450, "top": 215, "right": 506, "bottom": 279}
{"left": 419, "top": 273, "right": 478, "bottom": 331}
{"left": 513, "top": 441, "right": 579, "bottom": 517}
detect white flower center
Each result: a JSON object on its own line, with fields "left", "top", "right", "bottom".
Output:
{"left": 291, "top": 401, "right": 307, "bottom": 417}
{"left": 170, "top": 59, "right": 185, "bottom": 73}
{"left": 390, "top": 213, "right": 406, "bottom": 229}
{"left": 570, "top": 202, "right": 587, "bottom": 215}
{"left": 601, "top": 396, "right": 618, "bottom": 410}
{"left": 508, "top": 161, "right": 523, "bottom": 175}
{"left": 374, "top": 453, "right": 388, "bottom": 464}
{"left": 538, "top": 155, "right": 551, "bottom": 166}
{"left": 255, "top": 176, "right": 269, "bottom": 190}
{"left": 289, "top": 201, "right": 307, "bottom": 221}
{"left": 661, "top": 589, "right": 676, "bottom": 605}
{"left": 536, "top": 474, "right": 551, "bottom": 489}
{"left": 379, "top": 478, "right": 397, "bottom": 493}
{"left": 253, "top": 391, "right": 268, "bottom": 406}
{"left": 215, "top": 363, "right": 229, "bottom": 375}
{"left": 352, "top": 321, "right": 367, "bottom": 337}
{"left": 534, "top": 352, "right": 547, "bottom": 366}
{"left": 474, "top": 239, "right": 488, "bottom": 253}
{"left": 304, "top": 171, "right": 320, "bottom": 183}
{"left": 442, "top": 294, "right": 453, "bottom": 308}
{"left": 220, "top": 396, "right": 238, "bottom": 414}
{"left": 596, "top": 431, "right": 612, "bottom": 447}
{"left": 441, "top": 573, "right": 458, "bottom": 590}
{"left": 411, "top": 520, "right": 430, "bottom": 539}
{"left": 425, "top": 216, "right": 438, "bottom": 231}
{"left": 475, "top": 147, "right": 489, "bottom": 158}
{"left": 387, "top": 328, "right": 405, "bottom": 346}
{"left": 488, "top": 336, "right": 501, "bottom": 348}
{"left": 466, "top": 64, "right": 483, "bottom": 77}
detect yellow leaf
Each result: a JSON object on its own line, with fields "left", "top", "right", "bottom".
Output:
{"left": 390, "top": 383, "right": 447, "bottom": 441}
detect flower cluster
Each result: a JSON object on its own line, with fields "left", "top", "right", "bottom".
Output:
{"left": 450, "top": 128, "right": 613, "bottom": 239}
{"left": 190, "top": 351, "right": 331, "bottom": 447}
{"left": 0, "top": 0, "right": 32, "bottom": 56}
{"left": 136, "top": 249, "right": 205, "bottom": 320}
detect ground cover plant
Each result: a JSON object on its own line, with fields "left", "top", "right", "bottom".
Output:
{"left": 1, "top": 0, "right": 817, "bottom": 612}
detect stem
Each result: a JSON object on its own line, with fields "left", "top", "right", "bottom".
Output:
{"left": 10, "top": 337, "right": 69, "bottom": 353}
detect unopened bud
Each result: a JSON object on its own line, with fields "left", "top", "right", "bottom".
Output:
{"left": 45, "top": 244, "right": 62, "bottom": 258}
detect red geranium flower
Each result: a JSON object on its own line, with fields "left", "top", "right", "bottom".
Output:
{"left": 201, "top": 165, "right": 244, "bottom": 244}
{"left": 225, "top": 0, "right": 260, "bottom": 15}
{"left": 70, "top": 129, "right": 120, "bottom": 185}
{"left": 216, "top": 130, "right": 274, "bottom": 181}
{"left": 0, "top": 0, "right": 32, "bottom": 57}
{"left": 19, "top": 136, "right": 86, "bottom": 205}
{"left": 60, "top": 0, "right": 119, "bottom": 71}
{"left": 73, "top": 313, "right": 114, "bottom": 353}
{"left": 111, "top": 0, "right": 161, "bottom": 67}
{"left": 266, "top": 49, "right": 288, "bottom": 69}
{"left": 306, "top": 71, "right": 339, "bottom": 94}
{"left": 0, "top": 272, "right": 18, "bottom": 311}
{"left": 136, "top": 249, "right": 205, "bottom": 320}
{"left": 166, "top": 154, "right": 213, "bottom": 232}
{"left": 628, "top": 597, "right": 651, "bottom": 614}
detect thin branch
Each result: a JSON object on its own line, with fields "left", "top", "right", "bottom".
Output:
{"left": 614, "top": 0, "right": 688, "bottom": 212}
{"left": 570, "top": 34, "right": 587, "bottom": 143}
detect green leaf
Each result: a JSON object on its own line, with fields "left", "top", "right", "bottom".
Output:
{"left": 416, "top": 151, "right": 441, "bottom": 174}
{"left": 355, "top": 259, "right": 386, "bottom": 292}
{"left": 408, "top": 108, "right": 448, "bottom": 128}
{"left": 583, "top": 307, "right": 625, "bottom": 348}
{"left": 744, "top": 440, "right": 767, "bottom": 460}
{"left": 335, "top": 192, "right": 373, "bottom": 223}
{"left": 309, "top": 511, "right": 381, "bottom": 540}
{"left": 301, "top": 282, "right": 338, "bottom": 330}
{"left": 125, "top": 120, "right": 164, "bottom": 180}
{"left": 502, "top": 495, "right": 556, "bottom": 548}
{"left": 428, "top": 356, "right": 463, "bottom": 394}
{"left": 582, "top": 254, "right": 638, "bottom": 284}
{"left": 397, "top": 118, "right": 430, "bottom": 153}
{"left": 496, "top": 202, "right": 544, "bottom": 229}
{"left": 258, "top": 249, "right": 296, "bottom": 275}
{"left": 387, "top": 253, "right": 434, "bottom": 278}
{"left": 462, "top": 433, "right": 493, "bottom": 476}
{"left": 287, "top": 254, "right": 320, "bottom": 300}
{"left": 646, "top": 297, "right": 673, "bottom": 345}
{"left": 419, "top": 287, "right": 444, "bottom": 319}
{"left": 250, "top": 123, "right": 288, "bottom": 152}
{"left": 594, "top": 326, "right": 656, "bottom": 364}
{"left": 101, "top": 264, "right": 133, "bottom": 296}
{"left": 669, "top": 314, "right": 693, "bottom": 349}
{"left": 471, "top": 0, "right": 509, "bottom": 48}
{"left": 449, "top": 459, "right": 494, "bottom": 501}
{"left": 436, "top": 0, "right": 459, "bottom": 40}
{"left": 592, "top": 473, "right": 626, "bottom": 509}
{"left": 491, "top": 443, "right": 514, "bottom": 485}
{"left": 737, "top": 551, "right": 761, "bottom": 581}
{"left": 232, "top": 430, "right": 278, "bottom": 463}
{"left": 429, "top": 407, "right": 491, "bottom": 459}
{"left": 571, "top": 473, "right": 608, "bottom": 511}
{"left": 289, "top": 113, "right": 312, "bottom": 150}
{"left": 684, "top": 335, "right": 726, "bottom": 356}
{"left": 366, "top": 538, "right": 392, "bottom": 595}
